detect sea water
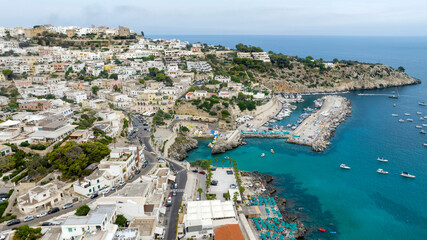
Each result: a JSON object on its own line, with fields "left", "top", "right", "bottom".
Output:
{"left": 149, "top": 35, "right": 427, "bottom": 239}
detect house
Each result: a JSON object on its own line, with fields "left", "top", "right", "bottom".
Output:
{"left": 214, "top": 75, "right": 231, "bottom": 83}
{"left": 29, "top": 122, "right": 77, "bottom": 143}
{"left": 0, "top": 145, "right": 12, "bottom": 158}
{"left": 17, "top": 183, "right": 64, "bottom": 214}
{"left": 19, "top": 100, "right": 51, "bottom": 111}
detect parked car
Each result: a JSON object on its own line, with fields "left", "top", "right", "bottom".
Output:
{"left": 192, "top": 169, "right": 198, "bottom": 173}
{"left": 90, "top": 193, "right": 99, "bottom": 199}
{"left": 111, "top": 186, "right": 118, "bottom": 191}
{"left": 199, "top": 171, "right": 206, "bottom": 175}
{"left": 41, "top": 222, "right": 53, "bottom": 226}
{"left": 129, "top": 174, "right": 135, "bottom": 180}
{"left": 0, "top": 193, "right": 8, "bottom": 198}
{"left": 62, "top": 203, "right": 73, "bottom": 209}
{"left": 119, "top": 181, "right": 126, "bottom": 186}
{"left": 170, "top": 183, "right": 175, "bottom": 189}
{"left": 211, "top": 180, "right": 218, "bottom": 186}
{"left": 48, "top": 207, "right": 60, "bottom": 214}
{"left": 211, "top": 167, "right": 217, "bottom": 171}
{"left": 172, "top": 191, "right": 177, "bottom": 196}
{"left": 103, "top": 188, "right": 110, "bottom": 194}
{"left": 24, "top": 215, "right": 34, "bottom": 222}
{"left": 166, "top": 197, "right": 172, "bottom": 207}
{"left": 135, "top": 169, "right": 141, "bottom": 175}
{"left": 7, "top": 219, "right": 20, "bottom": 226}
{"left": 36, "top": 211, "right": 47, "bottom": 218}
{"left": 174, "top": 183, "right": 178, "bottom": 189}
{"left": 226, "top": 170, "right": 233, "bottom": 175}
{"left": 230, "top": 184, "right": 237, "bottom": 189}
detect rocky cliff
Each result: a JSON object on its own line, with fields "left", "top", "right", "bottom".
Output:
{"left": 211, "top": 136, "right": 242, "bottom": 154}
{"left": 168, "top": 134, "right": 198, "bottom": 161}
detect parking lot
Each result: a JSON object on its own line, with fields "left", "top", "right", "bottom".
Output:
{"left": 208, "top": 167, "right": 237, "bottom": 201}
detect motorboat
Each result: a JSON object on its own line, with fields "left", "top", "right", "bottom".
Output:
{"left": 377, "top": 157, "right": 388, "bottom": 162}
{"left": 417, "top": 112, "right": 422, "bottom": 115}
{"left": 377, "top": 169, "right": 389, "bottom": 174}
{"left": 261, "top": 153, "right": 265, "bottom": 157}
{"left": 407, "top": 119, "right": 413, "bottom": 122}
{"left": 391, "top": 114, "right": 398, "bottom": 117}
{"left": 400, "top": 172, "right": 415, "bottom": 178}
{"left": 420, "top": 118, "right": 424, "bottom": 121}
{"left": 340, "top": 164, "right": 351, "bottom": 170}
{"left": 393, "top": 104, "right": 397, "bottom": 107}
{"left": 270, "top": 149, "right": 274, "bottom": 154}
{"left": 404, "top": 113, "right": 411, "bottom": 116}
{"left": 419, "top": 102, "right": 427, "bottom": 106}
{"left": 423, "top": 124, "right": 427, "bottom": 127}
{"left": 389, "top": 95, "right": 398, "bottom": 99}
{"left": 398, "top": 119, "right": 405, "bottom": 123}
{"left": 416, "top": 125, "right": 422, "bottom": 129}
{"left": 420, "top": 130, "right": 426, "bottom": 134}
{"left": 424, "top": 143, "right": 427, "bottom": 147}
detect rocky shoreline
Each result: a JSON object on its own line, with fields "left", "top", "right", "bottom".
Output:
{"left": 243, "top": 170, "right": 307, "bottom": 239}
{"left": 167, "top": 134, "right": 199, "bottom": 161}
{"left": 211, "top": 136, "right": 243, "bottom": 155}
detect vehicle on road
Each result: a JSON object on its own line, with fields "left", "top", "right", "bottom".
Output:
{"left": 62, "top": 203, "right": 73, "bottom": 209}
{"left": 226, "top": 170, "right": 233, "bottom": 175}
{"left": 230, "top": 184, "right": 237, "bottom": 189}
{"left": 103, "top": 188, "right": 110, "bottom": 194}
{"left": 150, "top": 152, "right": 156, "bottom": 155}
{"left": 41, "top": 222, "right": 53, "bottom": 226}
{"left": 135, "top": 169, "right": 141, "bottom": 175}
{"left": 142, "top": 161, "right": 149, "bottom": 168}
{"left": 172, "top": 191, "right": 177, "bottom": 196}
{"left": 7, "top": 219, "right": 20, "bottom": 226}
{"left": 36, "top": 211, "right": 47, "bottom": 218}
{"left": 199, "top": 171, "right": 206, "bottom": 175}
{"left": 48, "top": 207, "right": 60, "bottom": 214}
{"left": 90, "top": 193, "right": 99, "bottom": 199}
{"left": 119, "top": 181, "right": 126, "bottom": 186}
{"left": 192, "top": 169, "right": 198, "bottom": 173}
{"left": 24, "top": 215, "right": 34, "bottom": 222}
{"left": 211, "top": 180, "right": 218, "bottom": 186}
{"left": 174, "top": 183, "right": 178, "bottom": 189}
{"left": 111, "top": 186, "right": 118, "bottom": 191}
{"left": 129, "top": 174, "right": 135, "bottom": 180}
{"left": 166, "top": 197, "right": 172, "bottom": 207}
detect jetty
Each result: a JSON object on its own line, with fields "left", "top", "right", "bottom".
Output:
{"left": 286, "top": 95, "right": 351, "bottom": 151}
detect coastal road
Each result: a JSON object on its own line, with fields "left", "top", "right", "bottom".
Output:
{"left": 164, "top": 160, "right": 187, "bottom": 240}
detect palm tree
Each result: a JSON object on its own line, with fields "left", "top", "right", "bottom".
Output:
{"left": 197, "top": 188, "right": 203, "bottom": 199}
{"left": 229, "top": 158, "right": 232, "bottom": 167}
{"left": 215, "top": 157, "right": 219, "bottom": 167}
{"left": 221, "top": 159, "right": 225, "bottom": 167}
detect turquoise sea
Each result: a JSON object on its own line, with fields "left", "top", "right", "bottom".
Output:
{"left": 150, "top": 35, "right": 427, "bottom": 239}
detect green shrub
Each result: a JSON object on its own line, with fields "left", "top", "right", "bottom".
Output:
{"left": 75, "top": 205, "right": 90, "bottom": 216}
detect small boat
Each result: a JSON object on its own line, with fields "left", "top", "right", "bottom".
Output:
{"left": 377, "top": 169, "right": 389, "bottom": 174}
{"left": 318, "top": 228, "right": 327, "bottom": 232}
{"left": 393, "top": 104, "right": 397, "bottom": 107}
{"left": 398, "top": 119, "right": 405, "bottom": 123}
{"left": 425, "top": 116, "right": 427, "bottom": 119}
{"left": 417, "top": 112, "right": 422, "bottom": 115}
{"left": 225, "top": 156, "right": 230, "bottom": 159}
{"left": 270, "top": 149, "right": 274, "bottom": 154}
{"left": 424, "top": 143, "right": 427, "bottom": 147}
{"left": 340, "top": 164, "right": 351, "bottom": 170}
{"left": 419, "top": 102, "right": 427, "bottom": 106}
{"left": 405, "top": 113, "right": 411, "bottom": 116}
{"left": 400, "top": 172, "right": 415, "bottom": 178}
{"left": 391, "top": 114, "right": 398, "bottom": 117}
{"left": 261, "top": 153, "right": 265, "bottom": 157}
{"left": 377, "top": 157, "right": 388, "bottom": 162}
{"left": 420, "top": 118, "right": 424, "bottom": 121}
{"left": 416, "top": 125, "right": 422, "bottom": 129}
{"left": 407, "top": 119, "right": 413, "bottom": 122}
{"left": 420, "top": 130, "right": 426, "bottom": 134}
{"left": 423, "top": 124, "right": 427, "bottom": 127}
{"left": 389, "top": 95, "right": 398, "bottom": 99}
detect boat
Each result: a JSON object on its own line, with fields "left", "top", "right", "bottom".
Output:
{"left": 270, "top": 149, "right": 274, "bottom": 154}
{"left": 318, "top": 228, "right": 327, "bottom": 232}
{"left": 423, "top": 124, "right": 427, "bottom": 127}
{"left": 407, "top": 119, "right": 413, "bottom": 122}
{"left": 419, "top": 102, "right": 427, "bottom": 106}
{"left": 420, "top": 117, "right": 424, "bottom": 121}
{"left": 424, "top": 143, "right": 427, "bottom": 147}
{"left": 261, "top": 153, "right": 265, "bottom": 157}
{"left": 377, "top": 157, "right": 388, "bottom": 162}
{"left": 416, "top": 125, "right": 422, "bottom": 129}
{"left": 391, "top": 114, "right": 398, "bottom": 117}
{"left": 291, "top": 126, "right": 297, "bottom": 130}
{"left": 404, "top": 113, "right": 411, "bottom": 116}
{"left": 420, "top": 130, "right": 426, "bottom": 134}
{"left": 225, "top": 156, "right": 230, "bottom": 159}
{"left": 400, "top": 172, "right": 415, "bottom": 178}
{"left": 286, "top": 124, "right": 293, "bottom": 128}
{"left": 389, "top": 95, "right": 398, "bottom": 99}
{"left": 340, "top": 164, "right": 351, "bottom": 170}
{"left": 417, "top": 112, "right": 422, "bottom": 115}
{"left": 398, "top": 119, "right": 405, "bottom": 123}
{"left": 393, "top": 104, "right": 397, "bottom": 107}
{"left": 377, "top": 169, "right": 389, "bottom": 174}
{"left": 290, "top": 105, "right": 297, "bottom": 110}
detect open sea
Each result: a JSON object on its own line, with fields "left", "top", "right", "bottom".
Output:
{"left": 149, "top": 35, "right": 427, "bottom": 239}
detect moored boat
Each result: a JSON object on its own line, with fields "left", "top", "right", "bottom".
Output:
{"left": 391, "top": 114, "right": 398, "bottom": 117}
{"left": 424, "top": 143, "right": 427, "bottom": 147}
{"left": 340, "top": 164, "right": 351, "bottom": 170}
{"left": 417, "top": 112, "right": 422, "bottom": 115}
{"left": 377, "top": 157, "right": 388, "bottom": 162}
{"left": 270, "top": 149, "right": 274, "bottom": 154}
{"left": 389, "top": 95, "right": 398, "bottom": 99}
{"left": 405, "top": 113, "right": 411, "bottom": 116}
{"left": 398, "top": 119, "right": 404, "bottom": 123}
{"left": 318, "top": 228, "right": 327, "bottom": 232}
{"left": 400, "top": 172, "right": 415, "bottom": 178}
{"left": 419, "top": 102, "right": 427, "bottom": 106}
{"left": 377, "top": 169, "right": 389, "bottom": 174}
{"left": 261, "top": 153, "right": 265, "bottom": 157}
{"left": 407, "top": 119, "right": 413, "bottom": 122}
{"left": 420, "top": 130, "right": 426, "bottom": 134}
{"left": 416, "top": 125, "right": 422, "bottom": 129}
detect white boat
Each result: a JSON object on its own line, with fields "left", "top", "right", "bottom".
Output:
{"left": 340, "top": 164, "right": 351, "bottom": 170}
{"left": 261, "top": 153, "right": 265, "bottom": 157}
{"left": 377, "top": 157, "right": 388, "bottom": 162}
{"left": 420, "top": 130, "right": 426, "bottom": 134}
{"left": 405, "top": 113, "right": 411, "bottom": 116}
{"left": 398, "top": 119, "right": 405, "bottom": 123}
{"left": 419, "top": 102, "right": 427, "bottom": 106}
{"left": 377, "top": 169, "right": 389, "bottom": 174}
{"left": 391, "top": 114, "right": 398, "bottom": 117}
{"left": 416, "top": 125, "right": 422, "bottom": 129}
{"left": 423, "top": 124, "right": 427, "bottom": 127}
{"left": 407, "top": 119, "right": 413, "bottom": 122}
{"left": 420, "top": 118, "right": 424, "bottom": 121}
{"left": 400, "top": 172, "right": 415, "bottom": 178}
{"left": 424, "top": 143, "right": 427, "bottom": 147}
{"left": 417, "top": 112, "right": 422, "bottom": 115}
{"left": 425, "top": 116, "right": 427, "bottom": 119}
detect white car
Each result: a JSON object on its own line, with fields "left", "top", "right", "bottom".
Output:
{"left": 119, "top": 181, "right": 126, "bottom": 186}
{"left": 24, "top": 215, "right": 34, "bottom": 222}
{"left": 103, "top": 188, "right": 110, "bottom": 194}
{"left": 36, "top": 211, "right": 47, "bottom": 218}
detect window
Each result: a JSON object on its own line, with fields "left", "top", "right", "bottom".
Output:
{"left": 68, "top": 228, "right": 73, "bottom": 232}
{"left": 97, "top": 179, "right": 100, "bottom": 183}
{"left": 89, "top": 189, "right": 91, "bottom": 193}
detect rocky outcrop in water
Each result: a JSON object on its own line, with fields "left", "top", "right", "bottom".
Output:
{"left": 211, "top": 136, "right": 242, "bottom": 154}
{"left": 168, "top": 134, "right": 198, "bottom": 161}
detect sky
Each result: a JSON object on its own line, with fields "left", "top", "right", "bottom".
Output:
{"left": 1, "top": 0, "right": 427, "bottom": 36}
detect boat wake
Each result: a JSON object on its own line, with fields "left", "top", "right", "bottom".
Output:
{"left": 357, "top": 93, "right": 390, "bottom": 96}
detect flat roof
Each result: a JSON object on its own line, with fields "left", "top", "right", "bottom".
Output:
{"left": 186, "top": 200, "right": 236, "bottom": 221}
{"left": 0, "top": 120, "right": 20, "bottom": 127}
{"left": 29, "top": 124, "right": 77, "bottom": 139}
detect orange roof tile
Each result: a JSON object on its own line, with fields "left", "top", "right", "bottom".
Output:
{"left": 214, "top": 224, "right": 245, "bottom": 240}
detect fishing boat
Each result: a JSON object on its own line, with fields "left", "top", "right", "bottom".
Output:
{"left": 377, "top": 169, "right": 389, "bottom": 174}
{"left": 417, "top": 112, "right": 422, "bottom": 115}
{"left": 407, "top": 119, "right": 413, "bottom": 122}
{"left": 400, "top": 172, "right": 415, "bottom": 178}
{"left": 340, "top": 164, "right": 351, "bottom": 170}
{"left": 270, "top": 149, "right": 274, "bottom": 154}
{"left": 420, "top": 130, "right": 426, "bottom": 134}
{"left": 318, "top": 228, "right": 327, "bottom": 232}
{"left": 419, "top": 102, "right": 427, "bottom": 106}
{"left": 391, "top": 114, "right": 398, "bottom": 117}
{"left": 404, "top": 113, "right": 411, "bottom": 116}
{"left": 416, "top": 125, "right": 422, "bottom": 129}
{"left": 398, "top": 119, "right": 405, "bottom": 123}
{"left": 261, "top": 153, "right": 265, "bottom": 157}
{"left": 377, "top": 157, "right": 388, "bottom": 162}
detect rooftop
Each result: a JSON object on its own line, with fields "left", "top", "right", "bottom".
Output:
{"left": 214, "top": 224, "right": 245, "bottom": 240}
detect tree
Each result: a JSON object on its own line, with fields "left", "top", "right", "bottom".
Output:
{"left": 221, "top": 159, "right": 225, "bottom": 167}
{"left": 2, "top": 69, "right": 13, "bottom": 80}
{"left": 397, "top": 66, "right": 405, "bottom": 72}
{"left": 75, "top": 205, "right": 90, "bottom": 216}
{"left": 20, "top": 142, "right": 30, "bottom": 147}
{"left": 115, "top": 214, "right": 127, "bottom": 227}
{"left": 13, "top": 225, "right": 42, "bottom": 240}
{"left": 223, "top": 192, "right": 230, "bottom": 200}
{"left": 215, "top": 157, "right": 219, "bottom": 167}
{"left": 233, "top": 192, "right": 239, "bottom": 203}
{"left": 92, "top": 86, "right": 100, "bottom": 95}
{"left": 197, "top": 188, "right": 203, "bottom": 199}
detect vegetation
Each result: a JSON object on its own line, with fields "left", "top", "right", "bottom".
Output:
{"left": 152, "top": 109, "right": 171, "bottom": 125}
{"left": 148, "top": 67, "right": 173, "bottom": 86}
{"left": 13, "top": 225, "right": 42, "bottom": 240}
{"left": 75, "top": 205, "right": 90, "bottom": 216}
{"left": 73, "top": 109, "right": 97, "bottom": 129}
{"left": 235, "top": 43, "right": 263, "bottom": 53}
{"left": 189, "top": 159, "right": 211, "bottom": 170}
{"left": 115, "top": 214, "right": 128, "bottom": 227}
